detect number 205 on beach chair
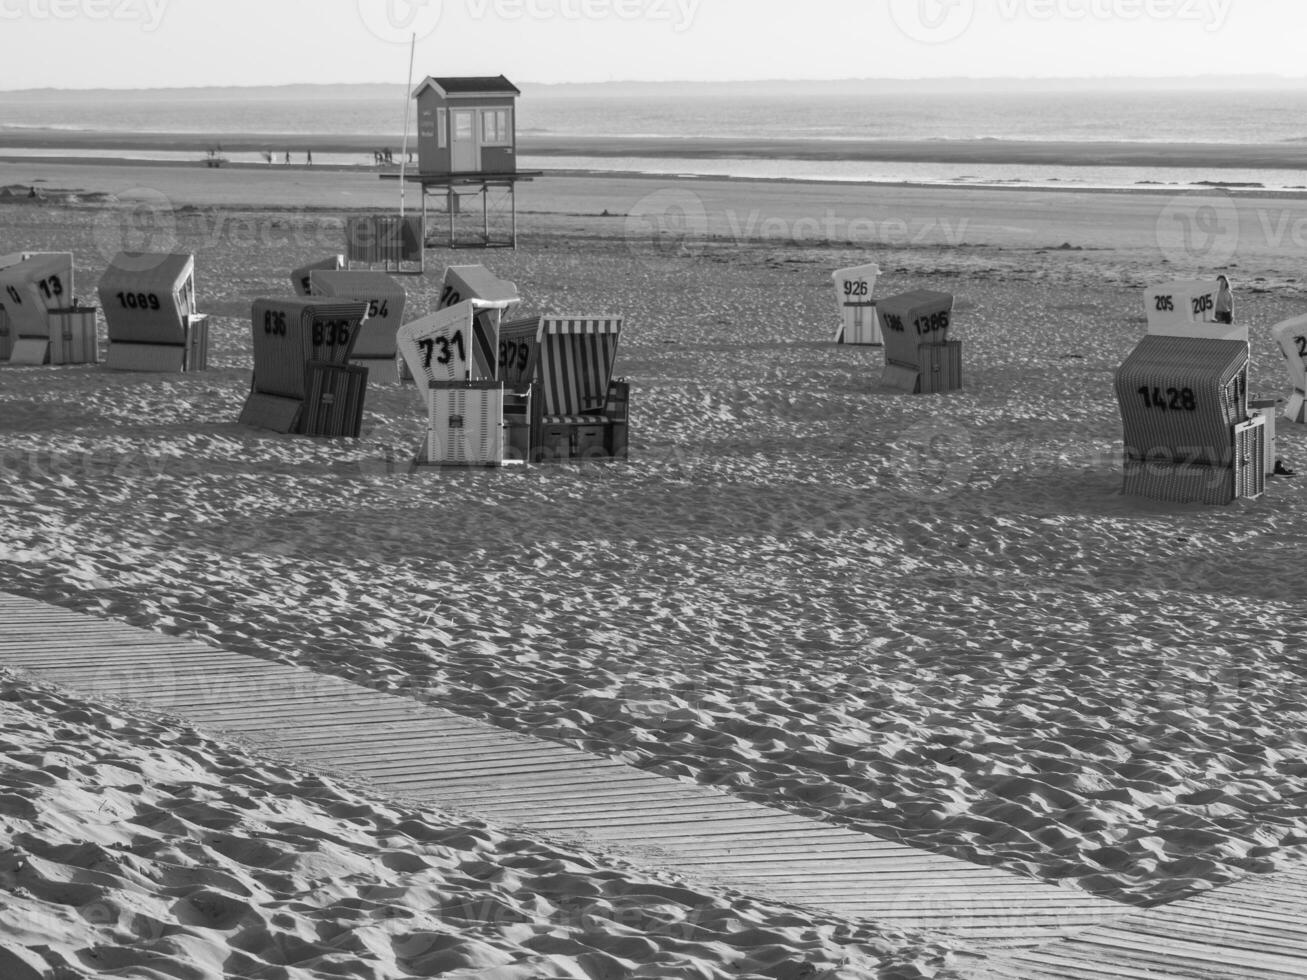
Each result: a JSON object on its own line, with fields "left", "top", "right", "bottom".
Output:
{"left": 0, "top": 252, "right": 75, "bottom": 365}
{"left": 98, "top": 252, "right": 210, "bottom": 372}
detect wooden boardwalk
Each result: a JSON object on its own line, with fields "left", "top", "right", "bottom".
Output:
{"left": 966, "top": 867, "right": 1307, "bottom": 978}
{"left": 0, "top": 591, "right": 1126, "bottom": 947}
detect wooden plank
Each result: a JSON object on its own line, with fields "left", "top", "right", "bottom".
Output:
{"left": 0, "top": 591, "right": 1133, "bottom": 948}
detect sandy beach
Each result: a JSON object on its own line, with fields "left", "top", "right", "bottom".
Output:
{"left": 4, "top": 159, "right": 1307, "bottom": 978}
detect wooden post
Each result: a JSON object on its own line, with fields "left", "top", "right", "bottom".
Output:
{"left": 511, "top": 182, "right": 517, "bottom": 249}
{"left": 483, "top": 182, "right": 490, "bottom": 246}
{"left": 448, "top": 186, "right": 455, "bottom": 248}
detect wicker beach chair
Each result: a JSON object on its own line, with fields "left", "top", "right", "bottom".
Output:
{"left": 0, "top": 252, "right": 75, "bottom": 365}
{"left": 1115, "top": 335, "right": 1264, "bottom": 504}
{"left": 310, "top": 270, "right": 407, "bottom": 385}
{"left": 832, "top": 263, "right": 880, "bottom": 345}
{"left": 239, "top": 298, "right": 370, "bottom": 437}
{"left": 500, "top": 316, "right": 628, "bottom": 463}
{"left": 1271, "top": 314, "right": 1307, "bottom": 424}
{"left": 877, "top": 290, "right": 961, "bottom": 394}
{"left": 398, "top": 297, "right": 518, "bottom": 467}
{"left": 99, "top": 252, "right": 209, "bottom": 372}
{"left": 345, "top": 215, "right": 424, "bottom": 274}
{"left": 291, "top": 255, "right": 345, "bottom": 297}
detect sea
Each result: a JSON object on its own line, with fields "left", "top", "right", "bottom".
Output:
{"left": 3, "top": 85, "right": 1307, "bottom": 192}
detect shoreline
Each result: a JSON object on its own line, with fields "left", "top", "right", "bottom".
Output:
{"left": 7, "top": 154, "right": 1307, "bottom": 205}
{"left": 4, "top": 128, "right": 1307, "bottom": 171}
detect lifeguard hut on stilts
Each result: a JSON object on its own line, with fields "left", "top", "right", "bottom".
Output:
{"left": 391, "top": 75, "right": 541, "bottom": 250}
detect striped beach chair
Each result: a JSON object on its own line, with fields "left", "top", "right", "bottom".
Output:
{"left": 500, "top": 316, "right": 628, "bottom": 462}
{"left": 1, "top": 252, "right": 74, "bottom": 365}
{"left": 1115, "top": 335, "right": 1264, "bottom": 504}
{"left": 239, "top": 298, "right": 370, "bottom": 437}
{"left": 345, "top": 215, "right": 424, "bottom": 274}
{"left": 310, "top": 270, "right": 407, "bottom": 385}
{"left": 877, "top": 290, "right": 961, "bottom": 394}
{"left": 99, "top": 252, "right": 209, "bottom": 372}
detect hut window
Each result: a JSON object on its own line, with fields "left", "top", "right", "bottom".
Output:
{"left": 437, "top": 109, "right": 448, "bottom": 148}
{"left": 482, "top": 109, "right": 511, "bottom": 146}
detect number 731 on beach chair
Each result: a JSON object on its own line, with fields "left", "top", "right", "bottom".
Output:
{"left": 397, "top": 297, "right": 519, "bottom": 467}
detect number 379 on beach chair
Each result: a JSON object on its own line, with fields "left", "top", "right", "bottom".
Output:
{"left": 499, "top": 315, "right": 629, "bottom": 463}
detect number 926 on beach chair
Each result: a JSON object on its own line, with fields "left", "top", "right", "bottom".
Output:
{"left": 832, "top": 263, "right": 881, "bottom": 346}
{"left": 877, "top": 290, "right": 961, "bottom": 394}
{"left": 0, "top": 252, "right": 75, "bottom": 365}
{"left": 239, "top": 299, "right": 370, "bottom": 438}
{"left": 98, "top": 252, "right": 210, "bottom": 372}
{"left": 1115, "top": 312, "right": 1265, "bottom": 504}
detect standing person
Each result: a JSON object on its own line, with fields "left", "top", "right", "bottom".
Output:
{"left": 1214, "top": 274, "right": 1234, "bottom": 324}
{"left": 285, "top": 150, "right": 291, "bottom": 165}
{"left": 306, "top": 150, "right": 313, "bottom": 167}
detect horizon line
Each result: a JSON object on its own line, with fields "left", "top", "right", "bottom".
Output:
{"left": 3, "top": 73, "right": 1307, "bottom": 95}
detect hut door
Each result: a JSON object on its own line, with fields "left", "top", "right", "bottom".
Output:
{"left": 451, "top": 110, "right": 478, "bottom": 172}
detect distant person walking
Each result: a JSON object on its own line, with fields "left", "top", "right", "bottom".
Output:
{"left": 1214, "top": 274, "right": 1234, "bottom": 324}
{"left": 285, "top": 150, "right": 291, "bottom": 165}
{"left": 307, "top": 150, "right": 313, "bottom": 166}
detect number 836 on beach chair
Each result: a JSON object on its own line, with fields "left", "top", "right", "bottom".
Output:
{"left": 239, "top": 298, "right": 371, "bottom": 438}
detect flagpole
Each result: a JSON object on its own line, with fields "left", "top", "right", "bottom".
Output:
{"left": 399, "top": 32, "right": 417, "bottom": 218}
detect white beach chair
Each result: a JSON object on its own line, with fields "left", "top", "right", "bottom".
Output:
{"left": 832, "top": 263, "right": 880, "bottom": 345}
{"left": 0, "top": 252, "right": 75, "bottom": 365}
{"left": 1271, "top": 314, "right": 1307, "bottom": 424}
{"left": 98, "top": 252, "right": 209, "bottom": 372}
{"left": 398, "top": 297, "right": 518, "bottom": 467}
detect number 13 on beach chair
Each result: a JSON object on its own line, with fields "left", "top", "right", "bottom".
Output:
{"left": 0, "top": 252, "right": 75, "bottom": 365}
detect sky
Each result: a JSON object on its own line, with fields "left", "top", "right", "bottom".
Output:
{"left": 0, "top": 0, "right": 1303, "bottom": 90}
